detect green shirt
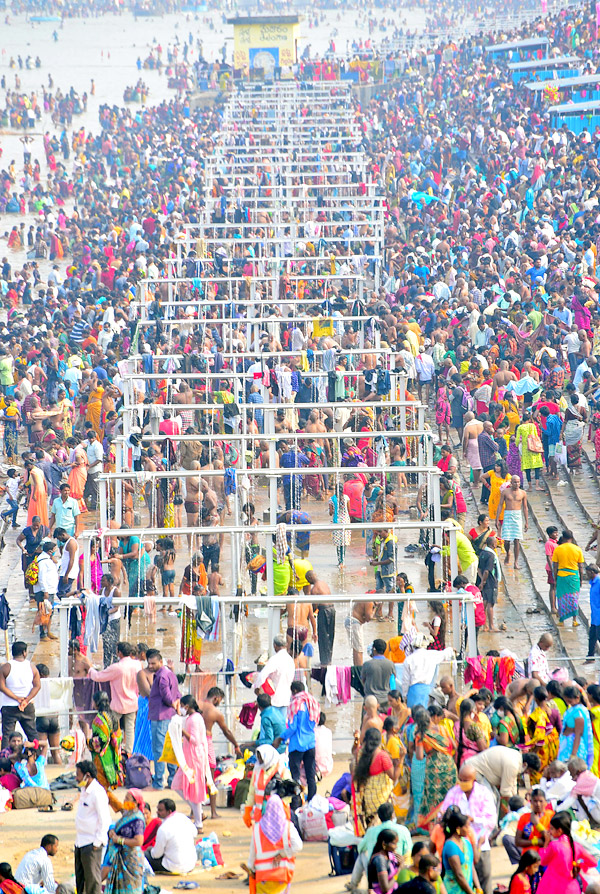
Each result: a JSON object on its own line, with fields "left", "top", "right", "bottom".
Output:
{"left": 0, "top": 356, "right": 13, "bottom": 387}
{"left": 357, "top": 820, "right": 411, "bottom": 860}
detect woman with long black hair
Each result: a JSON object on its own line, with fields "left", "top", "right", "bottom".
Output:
{"left": 508, "top": 850, "right": 540, "bottom": 894}
{"left": 441, "top": 811, "right": 481, "bottom": 894}
{"left": 493, "top": 696, "right": 525, "bottom": 749}
{"left": 351, "top": 727, "right": 395, "bottom": 835}
{"left": 536, "top": 811, "right": 596, "bottom": 894}
{"left": 454, "top": 698, "right": 487, "bottom": 768}
{"left": 366, "top": 828, "right": 399, "bottom": 894}
{"left": 0, "top": 864, "right": 24, "bottom": 894}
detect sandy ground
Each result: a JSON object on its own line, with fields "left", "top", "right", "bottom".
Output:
{"left": 0, "top": 758, "right": 514, "bottom": 891}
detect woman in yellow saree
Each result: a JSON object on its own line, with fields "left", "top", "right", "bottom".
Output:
{"left": 526, "top": 687, "right": 560, "bottom": 785}
{"left": 86, "top": 383, "right": 105, "bottom": 440}
{"left": 587, "top": 684, "right": 600, "bottom": 776}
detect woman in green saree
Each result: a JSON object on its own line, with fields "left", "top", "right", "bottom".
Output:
{"left": 89, "top": 690, "right": 123, "bottom": 810}
{"left": 414, "top": 706, "right": 458, "bottom": 830}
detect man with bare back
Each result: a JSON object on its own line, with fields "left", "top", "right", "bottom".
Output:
{"left": 285, "top": 590, "right": 316, "bottom": 651}
{"left": 184, "top": 460, "right": 201, "bottom": 540}
{"left": 491, "top": 360, "right": 517, "bottom": 399}
{"left": 199, "top": 687, "right": 242, "bottom": 818}
{"left": 359, "top": 695, "right": 383, "bottom": 743}
{"left": 496, "top": 475, "right": 528, "bottom": 568}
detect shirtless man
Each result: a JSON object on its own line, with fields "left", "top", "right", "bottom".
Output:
{"left": 68, "top": 640, "right": 92, "bottom": 737}
{"left": 440, "top": 675, "right": 459, "bottom": 722}
{"left": 200, "top": 686, "right": 242, "bottom": 819}
{"left": 462, "top": 412, "right": 484, "bottom": 485}
{"left": 207, "top": 570, "right": 224, "bottom": 597}
{"left": 306, "top": 570, "right": 335, "bottom": 666}
{"left": 285, "top": 590, "right": 316, "bottom": 651}
{"left": 274, "top": 410, "right": 293, "bottom": 434}
{"left": 358, "top": 694, "right": 383, "bottom": 743}
{"left": 491, "top": 360, "right": 517, "bottom": 399}
{"left": 345, "top": 599, "right": 375, "bottom": 666}
{"left": 496, "top": 475, "right": 528, "bottom": 567}
{"left": 304, "top": 410, "right": 327, "bottom": 437}
{"left": 361, "top": 339, "right": 377, "bottom": 371}
{"left": 304, "top": 410, "right": 331, "bottom": 466}
{"left": 184, "top": 460, "right": 201, "bottom": 543}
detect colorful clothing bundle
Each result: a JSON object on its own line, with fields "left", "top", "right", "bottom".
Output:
{"left": 180, "top": 597, "right": 221, "bottom": 666}
{"left": 463, "top": 655, "right": 516, "bottom": 694}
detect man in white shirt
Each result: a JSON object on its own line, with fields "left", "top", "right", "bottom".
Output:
{"left": 97, "top": 323, "right": 113, "bottom": 354}
{"left": 401, "top": 638, "right": 454, "bottom": 708}
{"left": 74, "top": 761, "right": 110, "bottom": 894}
{"left": 34, "top": 542, "right": 60, "bottom": 641}
{"left": 254, "top": 634, "right": 296, "bottom": 720}
{"left": 145, "top": 799, "right": 197, "bottom": 874}
{"left": 291, "top": 324, "right": 306, "bottom": 352}
{"left": 84, "top": 431, "right": 104, "bottom": 510}
{"left": 528, "top": 634, "right": 552, "bottom": 684}
{"left": 414, "top": 349, "right": 435, "bottom": 403}
{"left": 15, "top": 834, "right": 74, "bottom": 894}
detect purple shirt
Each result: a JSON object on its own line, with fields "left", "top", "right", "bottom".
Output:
{"left": 148, "top": 666, "right": 181, "bottom": 722}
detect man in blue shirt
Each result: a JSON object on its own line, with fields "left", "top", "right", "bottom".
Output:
{"left": 586, "top": 564, "right": 600, "bottom": 661}
{"left": 275, "top": 681, "right": 318, "bottom": 807}
{"left": 525, "top": 258, "right": 547, "bottom": 288}
{"left": 256, "top": 693, "right": 286, "bottom": 753}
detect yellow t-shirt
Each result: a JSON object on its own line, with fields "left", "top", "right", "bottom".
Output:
{"left": 552, "top": 542, "right": 584, "bottom": 575}
{"left": 292, "top": 558, "right": 313, "bottom": 590}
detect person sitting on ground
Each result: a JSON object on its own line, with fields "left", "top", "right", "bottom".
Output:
{"left": 558, "top": 756, "right": 600, "bottom": 824}
{"left": 143, "top": 798, "right": 197, "bottom": 874}
{"left": 0, "top": 757, "right": 20, "bottom": 792}
{"left": 142, "top": 802, "right": 161, "bottom": 852}
{"left": 15, "top": 834, "right": 73, "bottom": 894}
{"left": 0, "top": 863, "right": 25, "bottom": 894}
{"left": 367, "top": 829, "right": 400, "bottom": 894}
{"left": 14, "top": 741, "right": 49, "bottom": 789}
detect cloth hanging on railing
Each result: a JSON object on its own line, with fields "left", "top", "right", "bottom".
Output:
{"left": 463, "top": 655, "right": 516, "bottom": 695}
{"left": 72, "top": 678, "right": 111, "bottom": 718}
{"left": 311, "top": 665, "right": 364, "bottom": 699}
{"left": 323, "top": 665, "right": 352, "bottom": 705}
{"left": 83, "top": 592, "right": 100, "bottom": 653}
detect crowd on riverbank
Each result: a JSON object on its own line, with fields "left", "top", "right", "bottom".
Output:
{"left": 2, "top": 0, "right": 600, "bottom": 892}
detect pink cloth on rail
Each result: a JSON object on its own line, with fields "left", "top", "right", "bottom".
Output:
{"left": 336, "top": 666, "right": 351, "bottom": 704}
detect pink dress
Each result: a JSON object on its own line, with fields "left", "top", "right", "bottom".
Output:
{"left": 172, "top": 712, "right": 210, "bottom": 804}
{"left": 536, "top": 835, "right": 596, "bottom": 894}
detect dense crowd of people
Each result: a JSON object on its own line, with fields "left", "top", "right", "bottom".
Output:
{"left": 2, "top": 0, "right": 600, "bottom": 892}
